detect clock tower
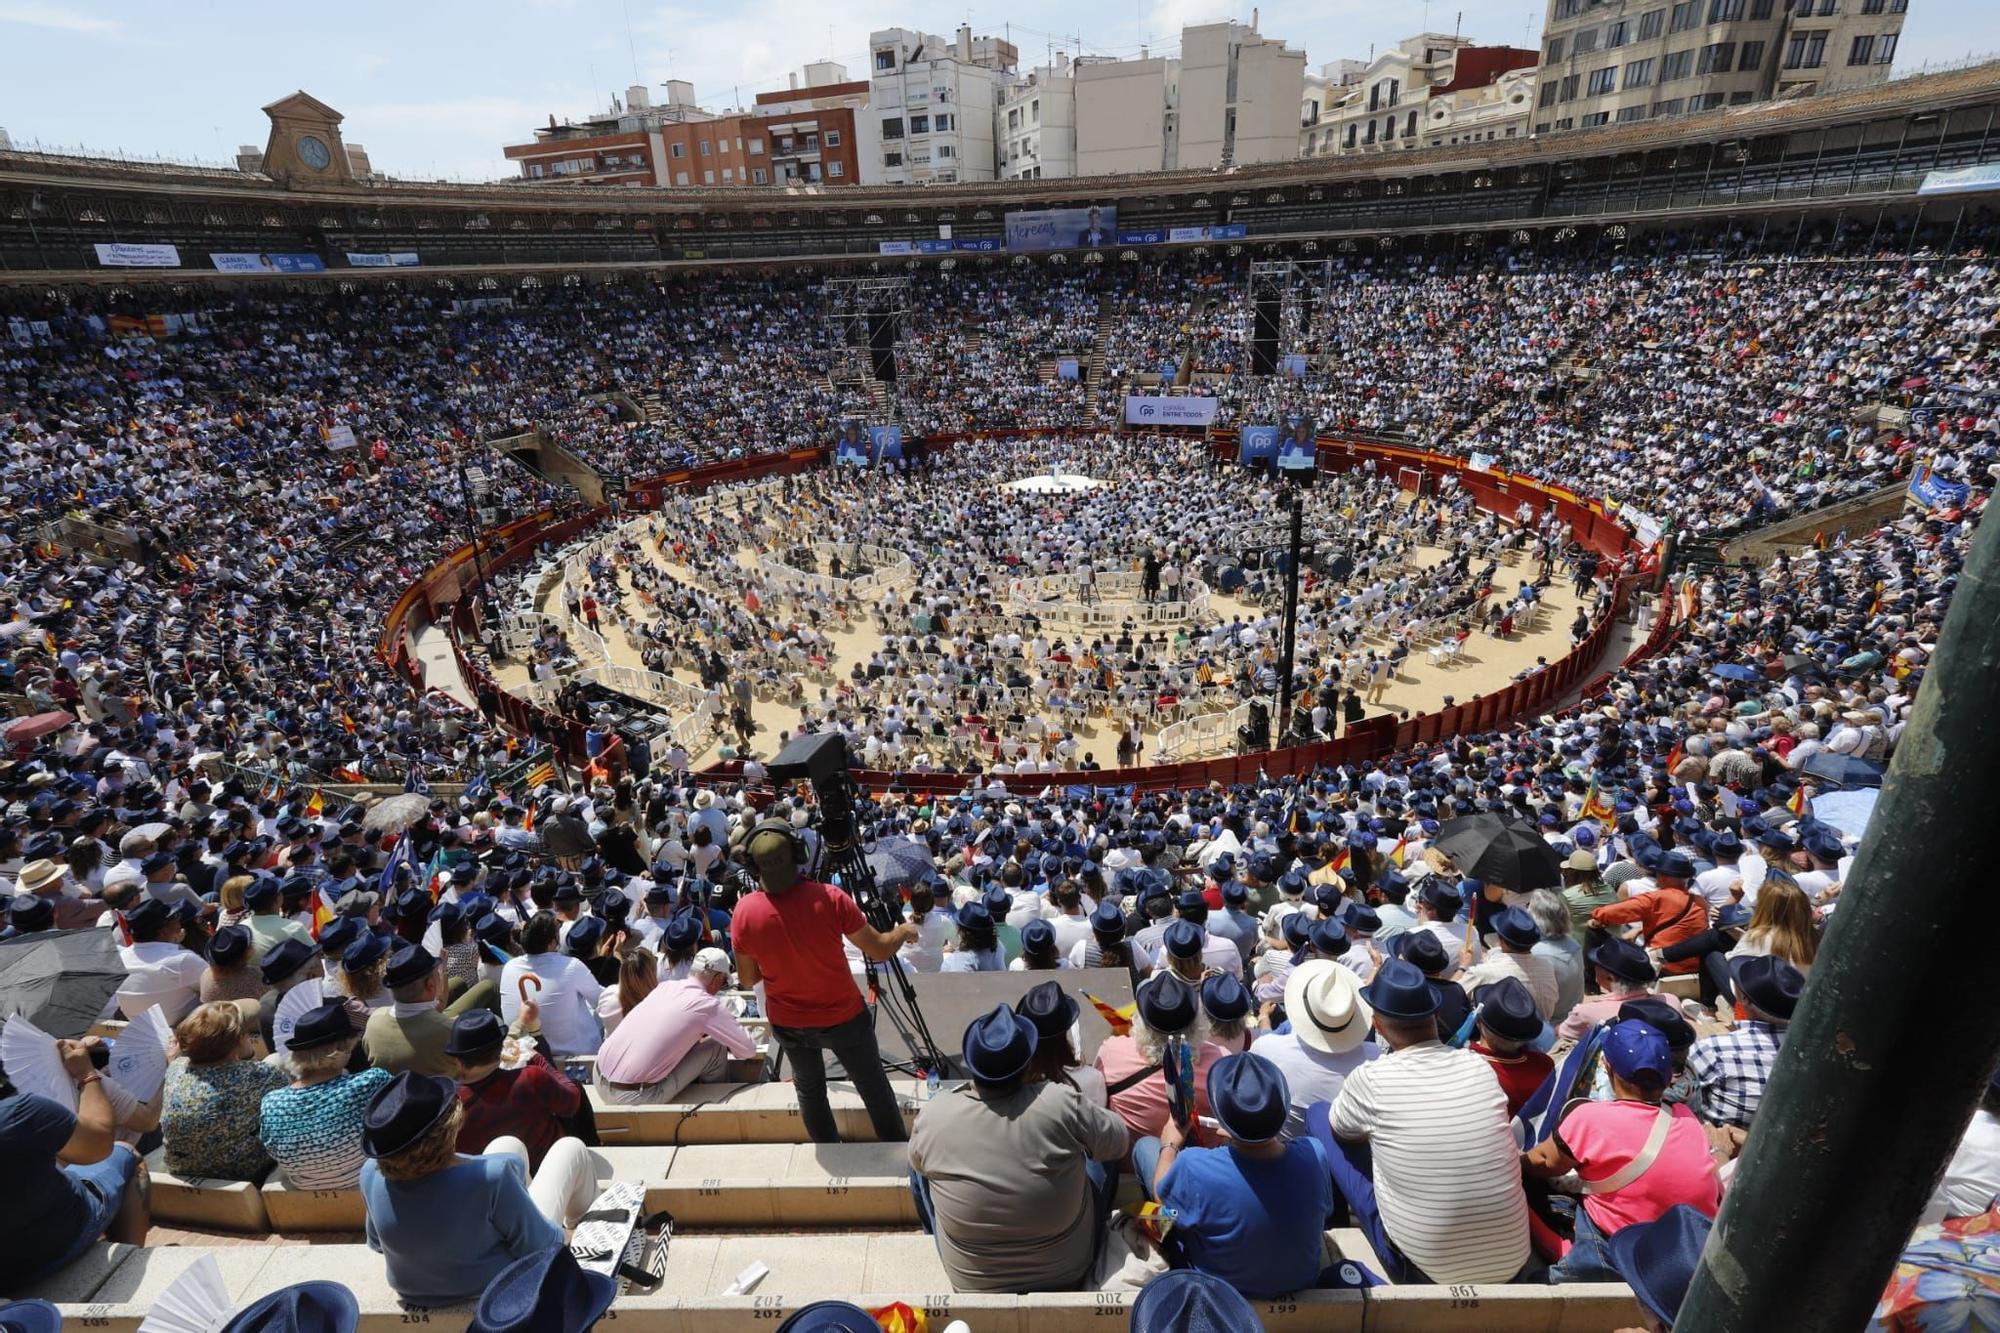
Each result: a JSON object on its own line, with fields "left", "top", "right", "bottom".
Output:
{"left": 260, "top": 91, "right": 355, "bottom": 186}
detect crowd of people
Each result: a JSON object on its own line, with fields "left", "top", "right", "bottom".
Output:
{"left": 0, "top": 234, "right": 1995, "bottom": 1326}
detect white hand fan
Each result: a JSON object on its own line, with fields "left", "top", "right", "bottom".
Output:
{"left": 271, "top": 977, "right": 327, "bottom": 1055}
{"left": 137, "top": 1253, "right": 232, "bottom": 1333}
{"left": 106, "top": 1005, "right": 173, "bottom": 1105}
{"left": 1, "top": 1014, "right": 75, "bottom": 1113}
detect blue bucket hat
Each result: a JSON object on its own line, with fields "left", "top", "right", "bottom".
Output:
{"left": 468, "top": 1244, "right": 617, "bottom": 1333}
{"left": 218, "top": 1283, "right": 360, "bottom": 1333}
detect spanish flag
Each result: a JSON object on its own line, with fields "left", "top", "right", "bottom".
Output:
{"left": 1388, "top": 836, "right": 1411, "bottom": 868}
{"left": 869, "top": 1304, "right": 928, "bottom": 1333}
{"left": 309, "top": 887, "right": 337, "bottom": 940}
{"left": 175, "top": 552, "right": 197, "bottom": 575}
{"left": 1788, "top": 785, "right": 1810, "bottom": 817}
{"left": 304, "top": 789, "right": 325, "bottom": 818}
{"left": 1866, "top": 582, "right": 1882, "bottom": 618}
{"left": 1083, "top": 992, "right": 1136, "bottom": 1038}
{"left": 1664, "top": 742, "right": 1685, "bottom": 775}
{"left": 340, "top": 710, "right": 357, "bottom": 735}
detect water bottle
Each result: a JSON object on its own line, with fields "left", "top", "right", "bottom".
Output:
{"left": 926, "top": 1066, "right": 941, "bottom": 1101}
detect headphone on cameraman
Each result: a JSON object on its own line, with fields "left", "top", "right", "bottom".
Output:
{"left": 745, "top": 818, "right": 810, "bottom": 893}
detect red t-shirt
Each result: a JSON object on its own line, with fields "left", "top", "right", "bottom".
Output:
{"left": 731, "top": 879, "right": 866, "bottom": 1029}
{"left": 1471, "top": 1041, "right": 1555, "bottom": 1117}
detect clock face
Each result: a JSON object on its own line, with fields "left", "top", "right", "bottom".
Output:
{"left": 297, "top": 134, "right": 333, "bottom": 170}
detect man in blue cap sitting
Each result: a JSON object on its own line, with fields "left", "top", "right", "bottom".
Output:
{"left": 908, "top": 1004, "right": 1127, "bottom": 1293}
{"left": 1141, "top": 1051, "right": 1336, "bottom": 1297}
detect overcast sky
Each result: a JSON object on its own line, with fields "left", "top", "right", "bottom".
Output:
{"left": 2, "top": 0, "right": 1995, "bottom": 182}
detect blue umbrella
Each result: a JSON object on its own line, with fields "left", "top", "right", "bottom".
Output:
{"left": 862, "top": 835, "right": 937, "bottom": 892}
{"left": 1707, "top": 664, "right": 1762, "bottom": 683}
{"left": 1801, "top": 752, "right": 1887, "bottom": 789}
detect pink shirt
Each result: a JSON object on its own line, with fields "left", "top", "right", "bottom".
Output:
{"left": 1555, "top": 990, "right": 1651, "bottom": 1043}
{"left": 1556, "top": 1099, "right": 1720, "bottom": 1235}
{"left": 594, "top": 978, "right": 758, "bottom": 1086}
{"left": 1094, "top": 1035, "right": 1231, "bottom": 1146}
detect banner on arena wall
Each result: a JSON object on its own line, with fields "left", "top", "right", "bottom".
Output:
{"left": 1278, "top": 415, "right": 1318, "bottom": 472}
{"left": 322, "top": 423, "right": 360, "bottom": 451}
{"left": 833, "top": 419, "right": 870, "bottom": 466}
{"left": 869, "top": 425, "right": 904, "bottom": 467}
{"left": 954, "top": 237, "right": 1001, "bottom": 252}
{"left": 1907, "top": 460, "right": 1971, "bottom": 510}
{"left": 1118, "top": 228, "right": 1167, "bottom": 245}
{"left": 1240, "top": 425, "right": 1279, "bottom": 466}
{"left": 1125, "top": 395, "right": 1218, "bottom": 427}
{"left": 94, "top": 242, "right": 181, "bottom": 268}
{"left": 915, "top": 239, "right": 954, "bottom": 254}
{"left": 1005, "top": 204, "right": 1117, "bottom": 252}
{"left": 1917, "top": 161, "right": 2000, "bottom": 196}
{"left": 1468, "top": 452, "right": 1497, "bottom": 472}
{"left": 1057, "top": 358, "right": 1081, "bottom": 381}
{"left": 878, "top": 241, "right": 914, "bottom": 255}
{"left": 210, "top": 252, "right": 326, "bottom": 273}
{"left": 345, "top": 251, "right": 420, "bottom": 268}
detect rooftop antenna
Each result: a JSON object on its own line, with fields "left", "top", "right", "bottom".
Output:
{"left": 622, "top": 0, "right": 640, "bottom": 82}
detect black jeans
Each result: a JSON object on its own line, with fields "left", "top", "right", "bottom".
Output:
{"left": 770, "top": 1009, "right": 908, "bottom": 1143}
{"left": 1661, "top": 928, "right": 1737, "bottom": 1006}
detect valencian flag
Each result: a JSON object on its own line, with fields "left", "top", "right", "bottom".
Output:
{"left": 1083, "top": 992, "right": 1135, "bottom": 1038}
{"left": 1582, "top": 782, "right": 1618, "bottom": 825}
{"left": 524, "top": 760, "right": 558, "bottom": 789}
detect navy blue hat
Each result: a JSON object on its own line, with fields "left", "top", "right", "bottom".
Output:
{"left": 383, "top": 943, "right": 437, "bottom": 990}
{"left": 1490, "top": 906, "right": 1541, "bottom": 950}
{"left": 1281, "top": 911, "right": 1314, "bottom": 951}
{"left": 1359, "top": 958, "right": 1443, "bottom": 1020}
{"left": 1136, "top": 972, "right": 1197, "bottom": 1033}
{"left": 1655, "top": 852, "right": 1696, "bottom": 881}
{"left": 208, "top": 924, "right": 252, "bottom": 966}
{"left": 566, "top": 916, "right": 608, "bottom": 957}
{"left": 769, "top": 1303, "right": 880, "bottom": 1333}
{"left": 218, "top": 1282, "right": 360, "bottom": 1333}
{"left": 139, "top": 849, "right": 177, "bottom": 874}
{"left": 1200, "top": 973, "right": 1250, "bottom": 1024}
{"left": 123, "top": 896, "right": 173, "bottom": 937}
{"left": 287, "top": 999, "right": 354, "bottom": 1052}
{"left": 1089, "top": 900, "right": 1125, "bottom": 937}
{"left": 961, "top": 1004, "right": 1038, "bottom": 1086}
{"left": 1589, "top": 937, "right": 1657, "bottom": 985}
{"left": 1730, "top": 955, "right": 1805, "bottom": 1020}
{"left": 242, "top": 876, "right": 281, "bottom": 909}
{"left": 388, "top": 888, "right": 429, "bottom": 922}
{"left": 643, "top": 879, "right": 674, "bottom": 903}
{"left": 475, "top": 911, "right": 513, "bottom": 945}
{"left": 469, "top": 1243, "right": 617, "bottom": 1333}
{"left": 1175, "top": 888, "right": 1207, "bottom": 913}
{"left": 451, "top": 861, "right": 480, "bottom": 884}
{"left": 551, "top": 882, "right": 583, "bottom": 905}
{"left": 444, "top": 1008, "right": 507, "bottom": 1059}
{"left": 361, "top": 1071, "right": 459, "bottom": 1158}
{"left": 982, "top": 886, "right": 1012, "bottom": 918}
{"left": 316, "top": 915, "right": 361, "bottom": 958}
{"left": 1343, "top": 903, "right": 1382, "bottom": 933}
{"left": 663, "top": 912, "right": 702, "bottom": 952}
{"left": 0, "top": 1301, "right": 65, "bottom": 1333}
{"left": 259, "top": 936, "right": 316, "bottom": 985}
{"left": 1606, "top": 1204, "right": 1713, "bottom": 1327}
{"left": 1309, "top": 917, "right": 1349, "bottom": 958}
{"left": 1473, "top": 978, "right": 1542, "bottom": 1042}
{"left": 1129, "top": 1270, "right": 1261, "bottom": 1333}
{"left": 1803, "top": 829, "right": 1846, "bottom": 863}
{"left": 1619, "top": 995, "right": 1696, "bottom": 1050}
{"left": 1206, "top": 1052, "right": 1288, "bottom": 1144}
{"left": 1020, "top": 917, "right": 1058, "bottom": 957}
{"left": 1220, "top": 877, "right": 1249, "bottom": 903}
{"left": 429, "top": 900, "right": 465, "bottom": 928}
{"left": 1162, "top": 918, "right": 1204, "bottom": 960}
{"left": 341, "top": 932, "right": 390, "bottom": 972}
{"left": 1014, "top": 978, "right": 1079, "bottom": 1039}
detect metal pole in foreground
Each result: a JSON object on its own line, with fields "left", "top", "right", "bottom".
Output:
{"left": 1276, "top": 489, "right": 1305, "bottom": 743}
{"left": 457, "top": 456, "right": 494, "bottom": 651}
{"left": 1676, "top": 508, "right": 2000, "bottom": 1332}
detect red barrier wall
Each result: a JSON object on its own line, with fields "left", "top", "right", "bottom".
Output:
{"left": 381, "top": 430, "right": 1664, "bottom": 792}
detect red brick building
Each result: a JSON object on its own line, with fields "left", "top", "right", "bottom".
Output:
{"left": 503, "top": 70, "right": 868, "bottom": 189}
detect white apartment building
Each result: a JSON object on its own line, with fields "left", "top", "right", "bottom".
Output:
{"left": 868, "top": 26, "right": 1015, "bottom": 183}
{"left": 1302, "top": 34, "right": 1538, "bottom": 157}
{"left": 1075, "top": 53, "right": 1179, "bottom": 176}
{"left": 1178, "top": 19, "right": 1307, "bottom": 169}
{"left": 997, "top": 55, "right": 1077, "bottom": 180}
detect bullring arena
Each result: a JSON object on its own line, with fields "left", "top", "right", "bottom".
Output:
{"left": 1, "top": 56, "right": 1998, "bottom": 1333}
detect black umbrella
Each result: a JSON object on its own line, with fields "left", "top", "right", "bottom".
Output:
{"left": 0, "top": 928, "right": 128, "bottom": 1039}
{"left": 1430, "top": 812, "right": 1565, "bottom": 892}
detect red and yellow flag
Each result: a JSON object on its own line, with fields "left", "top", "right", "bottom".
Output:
{"left": 869, "top": 1304, "right": 927, "bottom": 1333}
{"left": 1583, "top": 784, "right": 1618, "bottom": 825}
{"left": 1083, "top": 991, "right": 1136, "bottom": 1038}
{"left": 304, "top": 789, "right": 325, "bottom": 818}
{"left": 1788, "top": 785, "right": 1810, "bottom": 817}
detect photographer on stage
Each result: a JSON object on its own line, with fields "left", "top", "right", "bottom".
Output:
{"left": 732, "top": 820, "right": 918, "bottom": 1142}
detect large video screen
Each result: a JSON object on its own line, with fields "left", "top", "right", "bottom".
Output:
{"left": 1278, "top": 414, "right": 1318, "bottom": 472}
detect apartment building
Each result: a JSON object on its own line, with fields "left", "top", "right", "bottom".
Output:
{"left": 1534, "top": 0, "right": 1908, "bottom": 134}
{"left": 997, "top": 55, "right": 1078, "bottom": 179}
{"left": 868, "top": 26, "right": 1014, "bottom": 184}
{"left": 1301, "top": 35, "right": 1537, "bottom": 157}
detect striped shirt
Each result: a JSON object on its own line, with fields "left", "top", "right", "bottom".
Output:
{"left": 1328, "top": 1040, "right": 1530, "bottom": 1283}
